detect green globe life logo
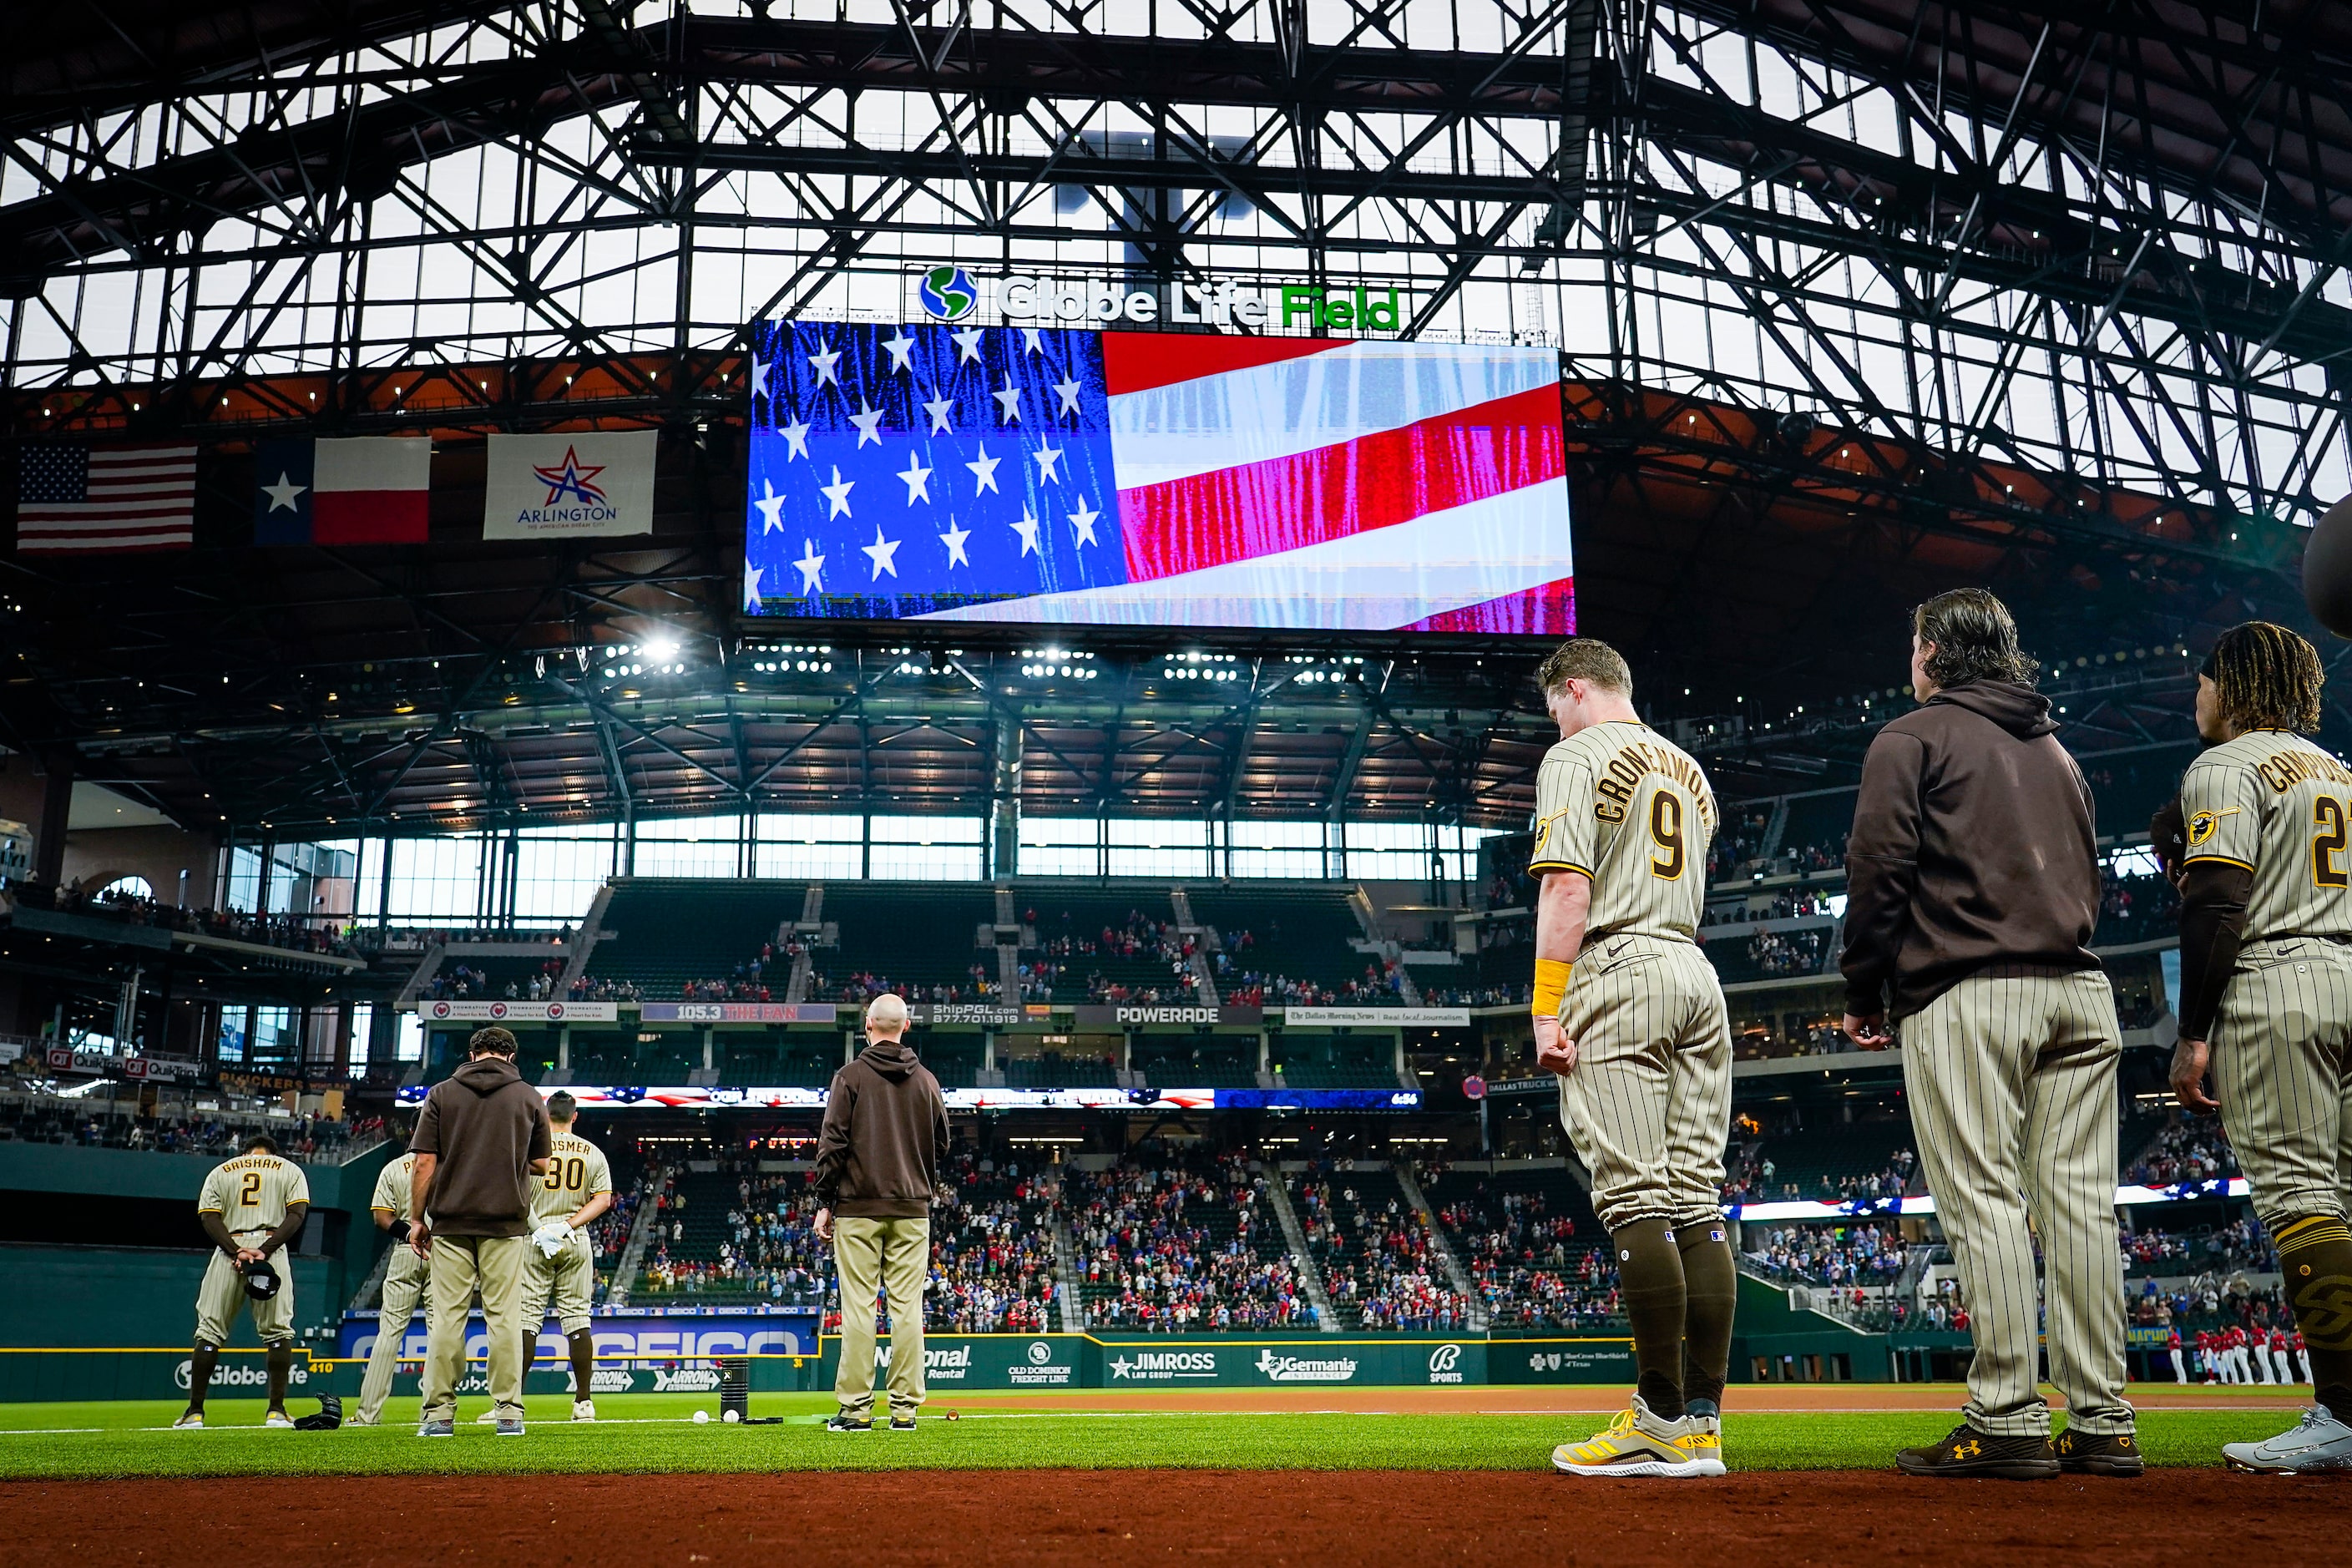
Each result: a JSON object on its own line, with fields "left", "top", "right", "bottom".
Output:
{"left": 918, "top": 266, "right": 979, "bottom": 321}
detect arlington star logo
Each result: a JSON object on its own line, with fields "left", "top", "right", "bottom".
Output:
{"left": 917, "top": 266, "right": 979, "bottom": 321}
{"left": 534, "top": 446, "right": 609, "bottom": 506}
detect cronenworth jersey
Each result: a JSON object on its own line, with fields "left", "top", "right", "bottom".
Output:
{"left": 529, "top": 1132, "right": 614, "bottom": 1227}
{"left": 197, "top": 1150, "right": 311, "bottom": 1235}
{"left": 2179, "top": 728, "right": 2352, "bottom": 943}
{"left": 1526, "top": 720, "right": 1718, "bottom": 943}
{"left": 371, "top": 1151, "right": 418, "bottom": 1225}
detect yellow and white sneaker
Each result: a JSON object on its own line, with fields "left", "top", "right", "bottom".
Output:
{"left": 1553, "top": 1395, "right": 1719, "bottom": 1478}
{"left": 1680, "top": 1399, "right": 1727, "bottom": 1477}
{"left": 263, "top": 1410, "right": 296, "bottom": 1429}
{"left": 170, "top": 1412, "right": 204, "bottom": 1429}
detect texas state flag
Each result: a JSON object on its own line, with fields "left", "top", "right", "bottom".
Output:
{"left": 742, "top": 322, "right": 1572, "bottom": 631}
{"left": 254, "top": 438, "right": 432, "bottom": 544}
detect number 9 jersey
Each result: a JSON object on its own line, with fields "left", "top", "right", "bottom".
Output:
{"left": 2178, "top": 729, "right": 2352, "bottom": 943}
{"left": 1527, "top": 720, "right": 1719, "bottom": 942}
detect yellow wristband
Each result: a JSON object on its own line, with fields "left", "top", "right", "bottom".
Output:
{"left": 1531, "top": 958, "right": 1571, "bottom": 1019}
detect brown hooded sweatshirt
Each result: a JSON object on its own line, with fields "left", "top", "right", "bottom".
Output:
{"left": 409, "top": 1055, "right": 552, "bottom": 1237}
{"left": 815, "top": 1039, "right": 950, "bottom": 1219}
{"left": 1840, "top": 679, "right": 2104, "bottom": 1021}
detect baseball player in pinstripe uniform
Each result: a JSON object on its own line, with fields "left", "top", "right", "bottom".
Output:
{"left": 352, "top": 1149, "right": 429, "bottom": 1426}
{"left": 1841, "top": 589, "right": 2138, "bottom": 1479}
{"left": 2167, "top": 621, "right": 2352, "bottom": 1472}
{"left": 1525, "top": 638, "right": 1735, "bottom": 1479}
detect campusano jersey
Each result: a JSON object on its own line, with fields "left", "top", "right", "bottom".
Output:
{"left": 197, "top": 1151, "right": 311, "bottom": 1235}
{"left": 371, "top": 1151, "right": 418, "bottom": 1225}
{"left": 2178, "top": 729, "right": 2352, "bottom": 944}
{"left": 1526, "top": 720, "right": 1718, "bottom": 943}
{"left": 529, "top": 1132, "right": 615, "bottom": 1227}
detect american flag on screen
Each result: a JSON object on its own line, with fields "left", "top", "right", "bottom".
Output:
{"left": 741, "top": 322, "right": 1572, "bottom": 631}
{"left": 16, "top": 443, "right": 198, "bottom": 553}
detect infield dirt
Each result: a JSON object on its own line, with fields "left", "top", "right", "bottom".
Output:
{"left": 3, "top": 1469, "right": 2340, "bottom": 1566}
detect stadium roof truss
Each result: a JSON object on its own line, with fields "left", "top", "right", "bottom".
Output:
{"left": 4, "top": 0, "right": 2350, "bottom": 834}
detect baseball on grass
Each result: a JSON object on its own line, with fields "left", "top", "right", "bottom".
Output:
{"left": 945, "top": 1410, "right": 960, "bottom": 1422}
{"left": 692, "top": 1409, "right": 709, "bottom": 1424}
{"left": 722, "top": 1409, "right": 740, "bottom": 1424}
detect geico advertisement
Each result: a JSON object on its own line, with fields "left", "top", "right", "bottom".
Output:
{"left": 340, "top": 1312, "right": 817, "bottom": 1361}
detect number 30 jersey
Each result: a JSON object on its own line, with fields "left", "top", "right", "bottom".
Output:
{"left": 2178, "top": 728, "right": 2352, "bottom": 943}
{"left": 530, "top": 1133, "right": 615, "bottom": 1227}
{"left": 1527, "top": 720, "right": 1718, "bottom": 944}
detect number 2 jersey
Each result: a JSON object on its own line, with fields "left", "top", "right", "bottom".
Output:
{"left": 529, "top": 1131, "right": 614, "bottom": 1227}
{"left": 2178, "top": 728, "right": 2352, "bottom": 943}
{"left": 1526, "top": 720, "right": 1718, "bottom": 943}
{"left": 198, "top": 1151, "right": 311, "bottom": 1236}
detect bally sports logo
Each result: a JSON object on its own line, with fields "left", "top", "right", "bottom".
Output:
{"left": 1252, "top": 1350, "right": 1359, "bottom": 1383}
{"left": 1427, "top": 1343, "right": 1464, "bottom": 1384}
{"left": 1108, "top": 1351, "right": 1217, "bottom": 1380}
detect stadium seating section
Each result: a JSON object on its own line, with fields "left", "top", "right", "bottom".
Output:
{"left": 416, "top": 951, "right": 568, "bottom": 1001}
{"left": 927, "top": 1155, "right": 1062, "bottom": 1332}
{"left": 1424, "top": 1164, "right": 1623, "bottom": 1331}
{"left": 1270, "top": 1034, "right": 1403, "bottom": 1090}
{"left": 815, "top": 881, "right": 999, "bottom": 1001}
{"left": 585, "top": 879, "right": 801, "bottom": 999}
{"left": 1295, "top": 1166, "right": 1474, "bottom": 1330}
{"left": 1013, "top": 882, "right": 1194, "bottom": 1000}
{"left": 1071, "top": 1152, "right": 1316, "bottom": 1332}
{"left": 1733, "top": 1120, "right": 1916, "bottom": 1204}
{"left": 1190, "top": 885, "right": 1375, "bottom": 994}
{"left": 1130, "top": 1035, "right": 1259, "bottom": 1089}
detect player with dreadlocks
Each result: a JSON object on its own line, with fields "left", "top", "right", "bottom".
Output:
{"left": 2171, "top": 620, "right": 2352, "bottom": 1473}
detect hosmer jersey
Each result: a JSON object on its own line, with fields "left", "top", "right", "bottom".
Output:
{"left": 1527, "top": 720, "right": 1718, "bottom": 943}
{"left": 197, "top": 1150, "right": 311, "bottom": 1236}
{"left": 371, "top": 1151, "right": 419, "bottom": 1226}
{"left": 2179, "top": 729, "right": 2352, "bottom": 943}
{"left": 530, "top": 1132, "right": 614, "bottom": 1227}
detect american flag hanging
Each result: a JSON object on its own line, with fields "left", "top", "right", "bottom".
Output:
{"left": 741, "top": 322, "right": 1573, "bottom": 632}
{"left": 16, "top": 443, "right": 198, "bottom": 553}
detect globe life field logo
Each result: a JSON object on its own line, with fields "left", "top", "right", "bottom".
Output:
{"left": 918, "top": 266, "right": 979, "bottom": 321}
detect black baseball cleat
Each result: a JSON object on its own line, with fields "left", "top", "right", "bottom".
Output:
{"left": 1897, "top": 1424, "right": 2060, "bottom": 1479}
{"left": 2053, "top": 1429, "right": 2143, "bottom": 1476}
{"left": 888, "top": 1415, "right": 917, "bottom": 1432}
{"left": 824, "top": 1414, "right": 873, "bottom": 1434}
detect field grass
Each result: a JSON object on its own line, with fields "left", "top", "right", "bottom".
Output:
{"left": 0, "top": 1392, "right": 2300, "bottom": 1480}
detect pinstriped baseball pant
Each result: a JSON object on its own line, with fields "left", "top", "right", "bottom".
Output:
{"left": 1902, "top": 965, "right": 2134, "bottom": 1438}
{"left": 2211, "top": 938, "right": 2352, "bottom": 1232}
{"left": 1554, "top": 934, "right": 1731, "bottom": 1232}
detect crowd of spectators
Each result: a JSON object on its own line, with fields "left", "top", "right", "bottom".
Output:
{"left": 1297, "top": 1174, "right": 1475, "bottom": 1332}
{"left": 2097, "top": 868, "right": 2181, "bottom": 948}
{"left": 1741, "top": 928, "right": 1825, "bottom": 978}
{"left": 2128, "top": 1120, "right": 2241, "bottom": 1186}
{"left": 1073, "top": 1154, "right": 1319, "bottom": 1331}
{"left": 418, "top": 959, "right": 570, "bottom": 1002}
{"left": 1419, "top": 980, "right": 1535, "bottom": 1007}
{"left": 1702, "top": 891, "right": 1836, "bottom": 928}
{"left": 2122, "top": 1218, "right": 2277, "bottom": 1278}
{"left": 0, "top": 1095, "right": 382, "bottom": 1161}
{"left": 1723, "top": 1143, "right": 1915, "bottom": 1205}
{"left": 1743, "top": 1222, "right": 1904, "bottom": 1287}
{"left": 928, "top": 1156, "right": 1060, "bottom": 1333}
{"left": 566, "top": 975, "right": 645, "bottom": 1002}
{"left": 18, "top": 879, "right": 361, "bottom": 957}
{"left": 1429, "top": 1172, "right": 1622, "bottom": 1331}
{"left": 1220, "top": 963, "right": 1404, "bottom": 1008}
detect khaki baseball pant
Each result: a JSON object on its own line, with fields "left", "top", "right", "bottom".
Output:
{"left": 419, "top": 1233, "right": 528, "bottom": 1424}
{"left": 1902, "top": 965, "right": 2133, "bottom": 1438}
{"left": 194, "top": 1238, "right": 293, "bottom": 1346}
{"left": 2210, "top": 938, "right": 2352, "bottom": 1232}
{"left": 518, "top": 1228, "right": 599, "bottom": 1337}
{"left": 356, "top": 1245, "right": 432, "bottom": 1424}
{"left": 1554, "top": 935, "right": 1731, "bottom": 1231}
{"left": 832, "top": 1216, "right": 931, "bottom": 1419}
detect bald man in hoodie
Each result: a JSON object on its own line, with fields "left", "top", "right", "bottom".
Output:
{"left": 816, "top": 993, "right": 950, "bottom": 1433}
{"left": 1840, "top": 589, "right": 2136, "bottom": 1479}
